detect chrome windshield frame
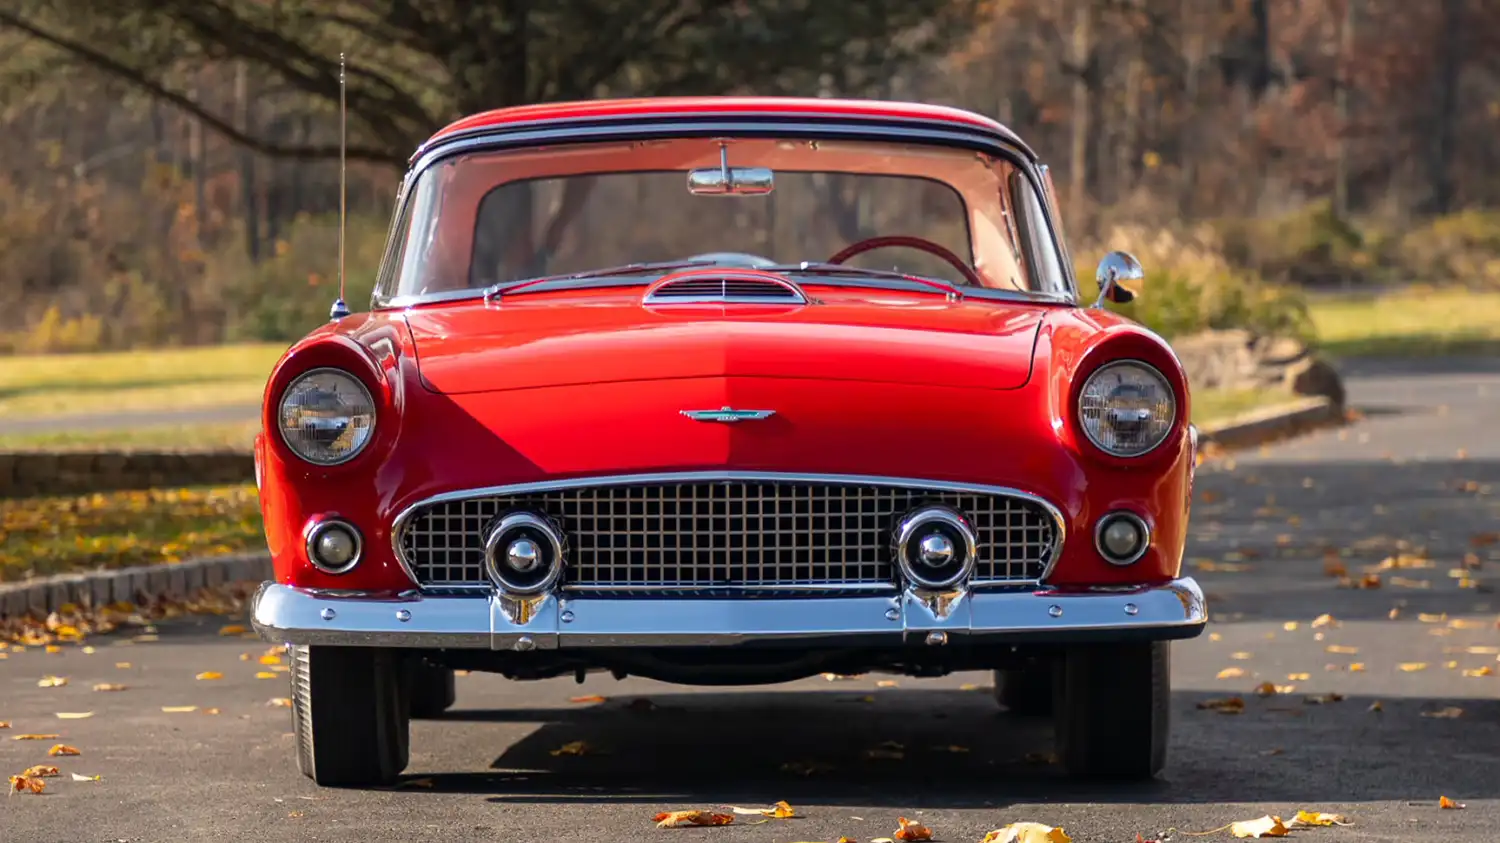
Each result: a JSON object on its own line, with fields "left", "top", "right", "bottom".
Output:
{"left": 370, "top": 116, "right": 1080, "bottom": 311}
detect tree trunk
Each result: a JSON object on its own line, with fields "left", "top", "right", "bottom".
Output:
{"left": 236, "top": 61, "right": 261, "bottom": 264}
{"left": 1068, "top": 0, "right": 1093, "bottom": 222}
{"left": 1333, "top": 0, "right": 1357, "bottom": 221}
{"left": 1429, "top": 0, "right": 1463, "bottom": 214}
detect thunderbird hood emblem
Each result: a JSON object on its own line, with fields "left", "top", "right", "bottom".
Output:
{"left": 680, "top": 407, "right": 776, "bottom": 423}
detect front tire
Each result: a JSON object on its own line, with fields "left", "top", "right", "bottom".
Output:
{"left": 289, "top": 645, "right": 409, "bottom": 787}
{"left": 1053, "top": 641, "right": 1169, "bottom": 779}
{"left": 993, "top": 665, "right": 1055, "bottom": 716}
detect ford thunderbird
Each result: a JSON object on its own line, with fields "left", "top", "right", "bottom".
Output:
{"left": 250, "top": 96, "right": 1205, "bottom": 786}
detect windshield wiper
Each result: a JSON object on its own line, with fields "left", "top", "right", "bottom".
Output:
{"left": 483, "top": 260, "right": 720, "bottom": 300}
{"left": 761, "top": 262, "right": 964, "bottom": 300}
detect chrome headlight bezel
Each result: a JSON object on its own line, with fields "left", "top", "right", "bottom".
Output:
{"left": 1077, "top": 360, "right": 1177, "bottom": 458}
{"left": 277, "top": 367, "right": 377, "bottom": 466}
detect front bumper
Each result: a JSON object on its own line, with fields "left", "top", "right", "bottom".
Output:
{"left": 250, "top": 578, "right": 1206, "bottom": 649}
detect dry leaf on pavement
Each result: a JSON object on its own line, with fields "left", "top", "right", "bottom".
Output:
{"left": 1197, "top": 696, "right": 1246, "bottom": 713}
{"left": 47, "top": 744, "right": 80, "bottom": 757}
{"left": 724, "top": 801, "right": 796, "bottom": 818}
{"left": 1254, "top": 682, "right": 1294, "bottom": 697}
{"left": 893, "top": 817, "right": 933, "bottom": 841}
{"left": 20, "top": 766, "right": 59, "bottom": 778}
{"left": 1422, "top": 706, "right": 1464, "bottom": 718}
{"left": 569, "top": 695, "right": 607, "bottom": 704}
{"left": 70, "top": 773, "right": 101, "bottom": 782}
{"left": 161, "top": 706, "right": 198, "bottom": 713}
{"left": 218, "top": 625, "right": 247, "bottom": 636}
{"left": 255, "top": 672, "right": 278, "bottom": 680}
{"left": 1463, "top": 666, "right": 1494, "bottom": 677}
{"left": 1231, "top": 652, "right": 1253, "bottom": 660}
{"left": 8, "top": 774, "right": 46, "bottom": 795}
{"left": 267, "top": 698, "right": 292, "bottom": 708}
{"left": 1229, "top": 815, "right": 1289, "bottom": 838}
{"left": 1216, "top": 667, "right": 1246, "bottom": 679}
{"left": 1439, "top": 796, "right": 1465, "bottom": 809}
{"left": 653, "top": 810, "right": 734, "bottom": 828}
{"left": 1398, "top": 662, "right": 1429, "bottom": 672}
{"left": 36, "top": 676, "right": 67, "bottom": 688}
{"left": 258, "top": 654, "right": 282, "bottom": 665}
{"left": 12, "top": 734, "right": 60, "bottom": 741}
{"left": 54, "top": 712, "right": 93, "bottom": 719}
{"left": 1311, "top": 613, "right": 1337, "bottom": 628}
{"left": 195, "top": 671, "right": 224, "bottom": 681}
{"left": 1288, "top": 810, "right": 1351, "bottom": 827}
{"left": 980, "top": 821, "right": 1072, "bottom": 843}
{"left": 876, "top": 680, "right": 900, "bottom": 688}
{"left": 1325, "top": 644, "right": 1358, "bottom": 654}
{"left": 92, "top": 683, "right": 127, "bottom": 692}
{"left": 549, "top": 740, "right": 593, "bottom": 757}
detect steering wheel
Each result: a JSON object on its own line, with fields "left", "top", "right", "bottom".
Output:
{"left": 826, "top": 235, "right": 983, "bottom": 287}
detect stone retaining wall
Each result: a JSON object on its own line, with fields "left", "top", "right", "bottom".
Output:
{"left": 1171, "top": 329, "right": 1346, "bottom": 407}
{"left": 0, "top": 450, "right": 254, "bottom": 499}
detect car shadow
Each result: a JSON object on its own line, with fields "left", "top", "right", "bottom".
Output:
{"left": 398, "top": 686, "right": 1500, "bottom": 806}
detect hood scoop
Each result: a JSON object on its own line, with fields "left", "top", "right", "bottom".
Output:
{"left": 643, "top": 269, "right": 808, "bottom": 306}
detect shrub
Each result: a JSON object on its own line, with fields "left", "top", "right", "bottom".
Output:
{"left": 1393, "top": 209, "right": 1500, "bottom": 288}
{"left": 1079, "top": 224, "right": 1314, "bottom": 342}
{"left": 1213, "top": 200, "right": 1387, "bottom": 288}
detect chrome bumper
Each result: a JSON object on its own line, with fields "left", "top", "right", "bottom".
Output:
{"left": 250, "top": 578, "right": 1206, "bottom": 649}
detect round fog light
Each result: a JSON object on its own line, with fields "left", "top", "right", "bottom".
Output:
{"left": 305, "top": 519, "right": 363, "bottom": 574}
{"left": 484, "top": 511, "right": 566, "bottom": 594}
{"left": 1095, "top": 512, "right": 1149, "bottom": 566}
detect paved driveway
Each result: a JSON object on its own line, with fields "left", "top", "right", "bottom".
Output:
{"left": 3, "top": 357, "right": 1499, "bottom": 843}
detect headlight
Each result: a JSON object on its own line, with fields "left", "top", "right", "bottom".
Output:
{"left": 277, "top": 368, "right": 376, "bottom": 465}
{"left": 1078, "top": 360, "right": 1176, "bottom": 457}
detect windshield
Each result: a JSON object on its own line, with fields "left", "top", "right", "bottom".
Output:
{"left": 378, "top": 137, "right": 1071, "bottom": 300}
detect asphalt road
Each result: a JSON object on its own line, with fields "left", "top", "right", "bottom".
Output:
{"left": 0, "top": 404, "right": 260, "bottom": 435}
{"left": 5, "top": 356, "right": 1500, "bottom": 843}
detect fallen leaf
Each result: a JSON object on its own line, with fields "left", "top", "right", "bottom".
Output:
{"left": 958, "top": 683, "right": 981, "bottom": 691}
{"left": 218, "top": 625, "right": 247, "bottom": 636}
{"left": 724, "top": 801, "right": 796, "bottom": 818}
{"left": 569, "top": 695, "right": 607, "bottom": 704}
{"left": 267, "top": 698, "right": 292, "bottom": 708}
{"left": 1197, "top": 696, "right": 1246, "bottom": 713}
{"left": 1359, "top": 573, "right": 1382, "bottom": 589}
{"left": 1287, "top": 673, "right": 1310, "bottom": 681}
{"left": 1419, "top": 613, "right": 1448, "bottom": 623}
{"left": 92, "top": 683, "right": 127, "bottom": 692}
{"left": 195, "top": 671, "right": 224, "bottom": 681}
{"left": 1368, "top": 701, "right": 1383, "bottom": 712}
{"left": 1231, "top": 652, "right": 1253, "bottom": 660}
{"left": 1311, "top": 613, "right": 1337, "bottom": 628}
{"left": 1399, "top": 662, "right": 1429, "bottom": 672}
{"left": 1350, "top": 662, "right": 1366, "bottom": 672}
{"left": 1465, "top": 646, "right": 1500, "bottom": 655}
{"left": 0, "top": 722, "right": 7, "bottom": 729}
{"left": 1288, "top": 811, "right": 1351, "bottom": 827}
{"left": 821, "top": 673, "right": 858, "bottom": 681}
{"left": 654, "top": 810, "right": 734, "bottom": 828}
{"left": 202, "top": 708, "right": 221, "bottom": 715}
{"left": 876, "top": 680, "right": 900, "bottom": 688}
{"left": 1254, "top": 682, "right": 1294, "bottom": 697}
{"left": 1463, "top": 666, "right": 1495, "bottom": 677}
{"left": 1440, "top": 796, "right": 1465, "bottom": 809}
{"left": 894, "top": 817, "right": 933, "bottom": 842}
{"left": 1390, "top": 577, "right": 1429, "bottom": 589}
{"left": 115, "top": 662, "right": 131, "bottom": 669}
{"left": 980, "top": 821, "right": 1072, "bottom": 843}
{"left": 255, "top": 672, "right": 278, "bottom": 680}
{"left": 1423, "top": 706, "right": 1464, "bottom": 718}
{"left": 20, "top": 766, "right": 58, "bottom": 778}
{"left": 47, "top": 744, "right": 80, "bottom": 757}
{"left": 7, "top": 775, "right": 45, "bottom": 795}
{"left": 11, "top": 734, "right": 60, "bottom": 740}
{"left": 69, "top": 773, "right": 100, "bottom": 782}
{"left": 1449, "top": 618, "right": 1485, "bottom": 629}
{"left": 1282, "top": 622, "right": 1299, "bottom": 631}
{"left": 54, "top": 712, "right": 93, "bottom": 719}
{"left": 1325, "top": 644, "right": 1358, "bottom": 654}
{"left": 259, "top": 654, "right": 283, "bottom": 665}
{"left": 1230, "top": 815, "right": 1289, "bottom": 838}
{"left": 36, "top": 676, "right": 67, "bottom": 688}
{"left": 1216, "top": 667, "right": 1246, "bottom": 679}
{"left": 549, "top": 740, "right": 593, "bottom": 757}
{"left": 161, "top": 706, "right": 199, "bottom": 713}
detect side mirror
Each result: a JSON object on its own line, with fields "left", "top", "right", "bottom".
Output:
{"left": 1093, "top": 250, "right": 1144, "bottom": 307}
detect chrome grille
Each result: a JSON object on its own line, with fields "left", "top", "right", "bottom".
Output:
{"left": 398, "top": 478, "right": 1058, "bottom": 590}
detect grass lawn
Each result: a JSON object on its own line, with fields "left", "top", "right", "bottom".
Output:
{"left": 0, "top": 343, "right": 286, "bottom": 419}
{"left": 1307, "top": 287, "right": 1500, "bottom": 358}
{"left": 0, "top": 484, "right": 265, "bottom": 582}
{"left": 0, "top": 419, "right": 263, "bottom": 451}
{"left": 1191, "top": 387, "right": 1299, "bottom": 428}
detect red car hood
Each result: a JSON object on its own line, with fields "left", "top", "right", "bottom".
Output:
{"left": 405, "top": 288, "right": 1048, "bottom": 393}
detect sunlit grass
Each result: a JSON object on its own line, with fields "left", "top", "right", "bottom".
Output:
{"left": 1191, "top": 388, "right": 1298, "bottom": 428}
{"left": 0, "top": 343, "right": 286, "bottom": 419}
{"left": 0, "top": 484, "right": 265, "bottom": 581}
{"left": 1307, "top": 287, "right": 1500, "bottom": 358}
{"left": 0, "top": 419, "right": 262, "bottom": 451}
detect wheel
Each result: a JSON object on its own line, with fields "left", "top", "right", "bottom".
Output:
{"left": 993, "top": 664, "right": 1055, "bottom": 716}
{"left": 407, "top": 659, "right": 457, "bottom": 718}
{"left": 1053, "top": 641, "right": 1169, "bottom": 779}
{"left": 289, "top": 645, "right": 409, "bottom": 787}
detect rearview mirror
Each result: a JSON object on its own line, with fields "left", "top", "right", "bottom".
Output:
{"left": 1093, "top": 251, "right": 1144, "bottom": 307}
{"left": 687, "top": 165, "right": 775, "bottom": 196}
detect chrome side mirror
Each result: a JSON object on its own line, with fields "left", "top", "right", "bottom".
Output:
{"left": 1093, "top": 250, "right": 1144, "bottom": 308}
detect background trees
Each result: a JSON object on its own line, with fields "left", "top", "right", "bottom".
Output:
{"left": 0, "top": 0, "right": 1495, "bottom": 350}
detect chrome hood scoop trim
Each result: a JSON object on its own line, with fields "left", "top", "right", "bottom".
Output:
{"left": 643, "top": 269, "right": 808, "bottom": 306}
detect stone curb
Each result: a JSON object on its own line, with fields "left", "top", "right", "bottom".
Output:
{"left": 1197, "top": 396, "right": 1345, "bottom": 451}
{"left": 0, "top": 552, "right": 271, "bottom": 622}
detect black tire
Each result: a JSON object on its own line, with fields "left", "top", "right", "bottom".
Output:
{"left": 993, "top": 665, "right": 1055, "bottom": 717}
{"left": 289, "top": 645, "right": 409, "bottom": 787}
{"left": 407, "top": 660, "right": 457, "bottom": 719}
{"left": 1053, "top": 641, "right": 1169, "bottom": 779}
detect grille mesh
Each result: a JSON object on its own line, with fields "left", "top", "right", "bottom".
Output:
{"left": 398, "top": 479, "right": 1057, "bottom": 590}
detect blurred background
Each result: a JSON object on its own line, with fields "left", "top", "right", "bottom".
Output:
{"left": 1, "top": 0, "right": 1497, "bottom": 581}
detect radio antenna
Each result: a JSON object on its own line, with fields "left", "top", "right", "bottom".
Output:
{"left": 330, "top": 52, "right": 351, "bottom": 321}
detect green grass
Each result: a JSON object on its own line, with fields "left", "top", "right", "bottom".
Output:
{"left": 1307, "top": 287, "right": 1500, "bottom": 358}
{"left": 0, "top": 419, "right": 263, "bottom": 451}
{"left": 1191, "top": 387, "right": 1297, "bottom": 428}
{"left": 0, "top": 343, "right": 287, "bottom": 419}
{"left": 0, "top": 484, "right": 265, "bottom": 582}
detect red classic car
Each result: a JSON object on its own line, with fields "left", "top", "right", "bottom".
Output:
{"left": 250, "top": 96, "right": 1204, "bottom": 787}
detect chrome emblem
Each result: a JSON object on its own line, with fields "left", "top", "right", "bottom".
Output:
{"left": 680, "top": 406, "right": 776, "bottom": 423}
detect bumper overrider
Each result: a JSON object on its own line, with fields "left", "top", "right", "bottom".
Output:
{"left": 250, "top": 578, "right": 1206, "bottom": 649}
